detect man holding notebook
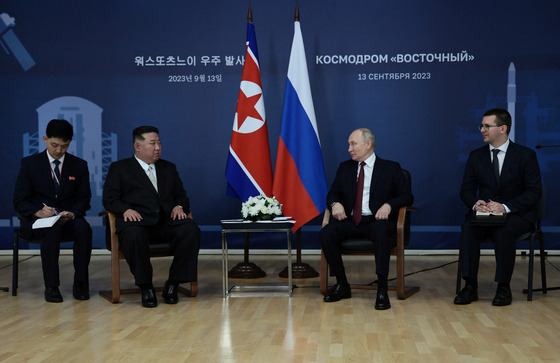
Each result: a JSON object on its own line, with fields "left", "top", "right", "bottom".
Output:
{"left": 455, "top": 108, "right": 541, "bottom": 306}
{"left": 13, "top": 119, "right": 92, "bottom": 303}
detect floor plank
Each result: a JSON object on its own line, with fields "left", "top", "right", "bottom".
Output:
{"left": 1, "top": 253, "right": 559, "bottom": 362}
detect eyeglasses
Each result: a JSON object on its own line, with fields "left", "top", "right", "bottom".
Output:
{"left": 478, "top": 124, "right": 502, "bottom": 131}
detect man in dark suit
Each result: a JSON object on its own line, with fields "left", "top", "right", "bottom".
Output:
{"left": 102, "top": 126, "right": 200, "bottom": 308}
{"left": 320, "top": 128, "right": 413, "bottom": 310}
{"left": 13, "top": 119, "right": 92, "bottom": 303}
{"left": 455, "top": 108, "right": 541, "bottom": 306}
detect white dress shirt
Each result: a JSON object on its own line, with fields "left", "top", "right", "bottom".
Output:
{"left": 357, "top": 152, "right": 376, "bottom": 216}
{"left": 134, "top": 156, "right": 158, "bottom": 185}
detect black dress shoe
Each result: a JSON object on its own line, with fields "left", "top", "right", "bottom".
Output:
{"left": 141, "top": 288, "right": 158, "bottom": 308}
{"left": 323, "top": 283, "right": 351, "bottom": 302}
{"left": 162, "top": 280, "right": 178, "bottom": 304}
{"left": 454, "top": 285, "right": 478, "bottom": 305}
{"left": 45, "top": 287, "right": 63, "bottom": 303}
{"left": 492, "top": 285, "right": 512, "bottom": 306}
{"left": 375, "top": 289, "right": 391, "bottom": 310}
{"left": 72, "top": 282, "right": 90, "bottom": 300}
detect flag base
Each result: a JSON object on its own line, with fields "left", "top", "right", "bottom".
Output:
{"left": 278, "top": 263, "right": 319, "bottom": 279}
{"left": 228, "top": 262, "right": 267, "bottom": 279}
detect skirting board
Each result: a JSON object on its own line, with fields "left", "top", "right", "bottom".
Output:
{"left": 2, "top": 249, "right": 559, "bottom": 256}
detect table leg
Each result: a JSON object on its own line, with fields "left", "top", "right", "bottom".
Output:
{"left": 228, "top": 232, "right": 266, "bottom": 278}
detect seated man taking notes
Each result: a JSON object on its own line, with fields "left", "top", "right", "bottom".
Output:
{"left": 13, "top": 119, "right": 92, "bottom": 303}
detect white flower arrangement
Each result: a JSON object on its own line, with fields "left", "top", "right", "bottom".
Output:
{"left": 241, "top": 195, "right": 283, "bottom": 221}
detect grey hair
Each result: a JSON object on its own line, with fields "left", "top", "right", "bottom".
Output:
{"left": 358, "top": 128, "right": 375, "bottom": 149}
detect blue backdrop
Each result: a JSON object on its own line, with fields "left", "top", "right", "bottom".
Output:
{"left": 2, "top": 0, "right": 559, "bottom": 251}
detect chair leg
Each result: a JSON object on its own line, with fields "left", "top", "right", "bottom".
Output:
{"left": 527, "top": 232, "right": 551, "bottom": 295}
{"left": 456, "top": 248, "right": 463, "bottom": 295}
{"left": 395, "top": 249, "right": 420, "bottom": 300}
{"left": 527, "top": 236, "right": 534, "bottom": 301}
{"left": 12, "top": 230, "right": 19, "bottom": 296}
{"left": 189, "top": 281, "right": 199, "bottom": 297}
{"left": 178, "top": 281, "right": 198, "bottom": 297}
{"left": 98, "top": 248, "right": 122, "bottom": 303}
{"left": 320, "top": 250, "right": 328, "bottom": 295}
{"left": 111, "top": 252, "right": 121, "bottom": 303}
{"left": 539, "top": 233, "right": 547, "bottom": 294}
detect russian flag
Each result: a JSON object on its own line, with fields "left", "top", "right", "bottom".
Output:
{"left": 273, "top": 20, "right": 327, "bottom": 232}
{"left": 226, "top": 19, "right": 273, "bottom": 201}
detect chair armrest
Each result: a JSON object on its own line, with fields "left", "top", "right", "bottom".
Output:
{"left": 322, "top": 208, "right": 331, "bottom": 228}
{"left": 396, "top": 205, "right": 417, "bottom": 249}
{"left": 99, "top": 210, "right": 119, "bottom": 252}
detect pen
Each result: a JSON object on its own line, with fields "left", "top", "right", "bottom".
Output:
{"left": 475, "top": 199, "right": 490, "bottom": 207}
{"left": 42, "top": 203, "right": 59, "bottom": 215}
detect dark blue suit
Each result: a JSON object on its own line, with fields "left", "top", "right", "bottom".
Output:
{"left": 13, "top": 150, "right": 92, "bottom": 287}
{"left": 102, "top": 157, "right": 200, "bottom": 287}
{"left": 459, "top": 142, "right": 541, "bottom": 284}
{"left": 320, "top": 157, "right": 413, "bottom": 279}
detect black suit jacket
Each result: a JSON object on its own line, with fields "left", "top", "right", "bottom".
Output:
{"left": 102, "top": 157, "right": 191, "bottom": 233}
{"left": 460, "top": 141, "right": 541, "bottom": 224}
{"left": 326, "top": 157, "right": 413, "bottom": 221}
{"left": 13, "top": 151, "right": 92, "bottom": 237}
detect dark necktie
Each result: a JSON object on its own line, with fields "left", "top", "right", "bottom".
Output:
{"left": 353, "top": 161, "right": 366, "bottom": 226}
{"left": 53, "top": 159, "right": 61, "bottom": 196}
{"left": 492, "top": 149, "right": 500, "bottom": 182}
{"left": 53, "top": 159, "right": 61, "bottom": 181}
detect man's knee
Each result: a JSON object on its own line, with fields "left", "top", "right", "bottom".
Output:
{"left": 319, "top": 225, "right": 336, "bottom": 248}
{"left": 179, "top": 220, "right": 200, "bottom": 239}
{"left": 370, "top": 220, "right": 393, "bottom": 238}
{"left": 119, "top": 226, "right": 150, "bottom": 249}
{"left": 71, "top": 218, "right": 92, "bottom": 238}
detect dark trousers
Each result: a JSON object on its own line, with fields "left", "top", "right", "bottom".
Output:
{"left": 460, "top": 214, "right": 533, "bottom": 285}
{"left": 30, "top": 217, "right": 92, "bottom": 288}
{"left": 118, "top": 219, "right": 200, "bottom": 287}
{"left": 319, "top": 216, "right": 395, "bottom": 281}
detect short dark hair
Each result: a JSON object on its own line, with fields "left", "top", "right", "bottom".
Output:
{"left": 132, "top": 126, "right": 159, "bottom": 143}
{"left": 45, "top": 119, "right": 73, "bottom": 141}
{"left": 483, "top": 108, "right": 512, "bottom": 135}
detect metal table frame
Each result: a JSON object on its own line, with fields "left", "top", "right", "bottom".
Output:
{"left": 221, "top": 222, "right": 293, "bottom": 297}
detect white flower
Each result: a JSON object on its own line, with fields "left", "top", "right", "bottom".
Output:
{"left": 241, "top": 194, "right": 283, "bottom": 221}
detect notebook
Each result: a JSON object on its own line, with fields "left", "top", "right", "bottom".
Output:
{"left": 470, "top": 212, "right": 506, "bottom": 226}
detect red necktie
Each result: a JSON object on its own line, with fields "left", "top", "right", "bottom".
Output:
{"left": 353, "top": 161, "right": 366, "bottom": 226}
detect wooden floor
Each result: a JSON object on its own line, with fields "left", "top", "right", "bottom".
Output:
{"left": 1, "top": 253, "right": 560, "bottom": 362}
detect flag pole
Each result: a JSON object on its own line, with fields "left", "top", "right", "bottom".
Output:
{"left": 248, "top": 0, "right": 252, "bottom": 22}
{"left": 227, "top": 0, "right": 267, "bottom": 279}
{"left": 278, "top": 0, "right": 319, "bottom": 279}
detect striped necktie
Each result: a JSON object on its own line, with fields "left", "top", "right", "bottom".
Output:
{"left": 53, "top": 159, "right": 61, "bottom": 196}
